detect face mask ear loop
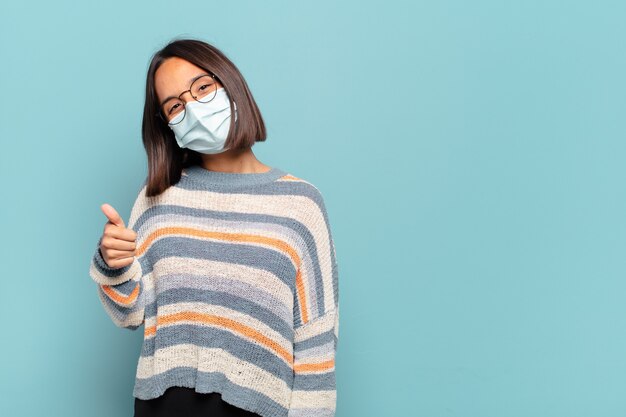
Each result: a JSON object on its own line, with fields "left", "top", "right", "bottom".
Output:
{"left": 232, "top": 101, "right": 238, "bottom": 124}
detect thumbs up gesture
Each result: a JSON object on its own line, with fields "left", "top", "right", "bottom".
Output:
{"left": 99, "top": 203, "right": 138, "bottom": 269}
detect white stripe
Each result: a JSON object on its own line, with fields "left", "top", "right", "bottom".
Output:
{"left": 295, "top": 309, "right": 337, "bottom": 340}
{"left": 136, "top": 344, "right": 291, "bottom": 407}
{"left": 151, "top": 255, "right": 293, "bottom": 315}
{"left": 289, "top": 389, "right": 336, "bottom": 409}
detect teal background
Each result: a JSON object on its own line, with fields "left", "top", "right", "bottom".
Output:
{"left": 1, "top": 0, "right": 625, "bottom": 416}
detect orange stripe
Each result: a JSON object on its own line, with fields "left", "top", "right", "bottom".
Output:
{"left": 144, "top": 325, "right": 156, "bottom": 337}
{"left": 279, "top": 174, "right": 302, "bottom": 181}
{"left": 295, "top": 268, "right": 308, "bottom": 324}
{"left": 101, "top": 282, "right": 140, "bottom": 306}
{"left": 151, "top": 311, "right": 294, "bottom": 364}
{"left": 136, "top": 226, "right": 310, "bottom": 325}
{"left": 294, "top": 359, "right": 335, "bottom": 373}
{"left": 137, "top": 227, "right": 296, "bottom": 260}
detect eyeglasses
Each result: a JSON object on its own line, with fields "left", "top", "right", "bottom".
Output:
{"left": 155, "top": 73, "right": 220, "bottom": 125}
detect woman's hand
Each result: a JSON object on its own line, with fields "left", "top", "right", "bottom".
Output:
{"left": 99, "top": 203, "right": 138, "bottom": 269}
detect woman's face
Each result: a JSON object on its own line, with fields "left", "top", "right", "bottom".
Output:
{"left": 154, "top": 57, "right": 224, "bottom": 122}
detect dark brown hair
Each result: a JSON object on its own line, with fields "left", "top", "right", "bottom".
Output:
{"left": 141, "top": 37, "right": 267, "bottom": 197}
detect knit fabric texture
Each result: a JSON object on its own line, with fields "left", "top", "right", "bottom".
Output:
{"left": 89, "top": 164, "right": 340, "bottom": 417}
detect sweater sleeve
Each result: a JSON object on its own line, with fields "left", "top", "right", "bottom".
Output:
{"left": 288, "top": 187, "right": 340, "bottom": 417}
{"left": 88, "top": 180, "right": 149, "bottom": 331}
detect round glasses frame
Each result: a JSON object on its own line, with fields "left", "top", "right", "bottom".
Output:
{"left": 155, "top": 73, "right": 221, "bottom": 126}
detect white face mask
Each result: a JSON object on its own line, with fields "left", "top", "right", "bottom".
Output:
{"left": 168, "top": 87, "right": 238, "bottom": 154}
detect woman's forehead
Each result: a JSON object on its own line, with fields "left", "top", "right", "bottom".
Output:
{"left": 155, "top": 58, "right": 207, "bottom": 99}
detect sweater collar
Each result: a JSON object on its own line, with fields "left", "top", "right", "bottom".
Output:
{"left": 182, "top": 164, "right": 287, "bottom": 190}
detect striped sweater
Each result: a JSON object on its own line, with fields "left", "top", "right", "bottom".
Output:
{"left": 88, "top": 165, "right": 340, "bottom": 417}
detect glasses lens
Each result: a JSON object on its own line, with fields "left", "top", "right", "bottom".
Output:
{"left": 192, "top": 75, "right": 218, "bottom": 103}
{"left": 162, "top": 98, "right": 185, "bottom": 124}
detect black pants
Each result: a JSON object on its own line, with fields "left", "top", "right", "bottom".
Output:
{"left": 134, "top": 386, "right": 262, "bottom": 417}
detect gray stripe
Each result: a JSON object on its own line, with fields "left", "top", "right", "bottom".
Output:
{"left": 181, "top": 165, "right": 288, "bottom": 191}
{"left": 295, "top": 328, "right": 336, "bottom": 351}
{"left": 294, "top": 340, "right": 335, "bottom": 361}
{"left": 151, "top": 273, "right": 292, "bottom": 325}
{"left": 291, "top": 371, "right": 336, "bottom": 391}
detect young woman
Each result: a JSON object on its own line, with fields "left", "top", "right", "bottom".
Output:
{"left": 88, "top": 38, "right": 340, "bottom": 417}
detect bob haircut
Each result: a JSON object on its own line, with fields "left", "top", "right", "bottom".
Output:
{"left": 141, "top": 37, "right": 267, "bottom": 197}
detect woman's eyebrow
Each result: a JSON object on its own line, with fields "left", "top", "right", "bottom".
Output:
{"left": 159, "top": 73, "right": 210, "bottom": 105}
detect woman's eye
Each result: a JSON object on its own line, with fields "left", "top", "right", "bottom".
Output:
{"left": 199, "top": 83, "right": 213, "bottom": 91}
{"left": 169, "top": 103, "right": 179, "bottom": 114}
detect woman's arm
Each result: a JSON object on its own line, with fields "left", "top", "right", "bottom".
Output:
{"left": 289, "top": 187, "right": 340, "bottom": 417}
{"left": 88, "top": 180, "right": 149, "bottom": 331}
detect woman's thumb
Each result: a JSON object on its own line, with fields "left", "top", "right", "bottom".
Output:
{"left": 101, "top": 203, "right": 126, "bottom": 228}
